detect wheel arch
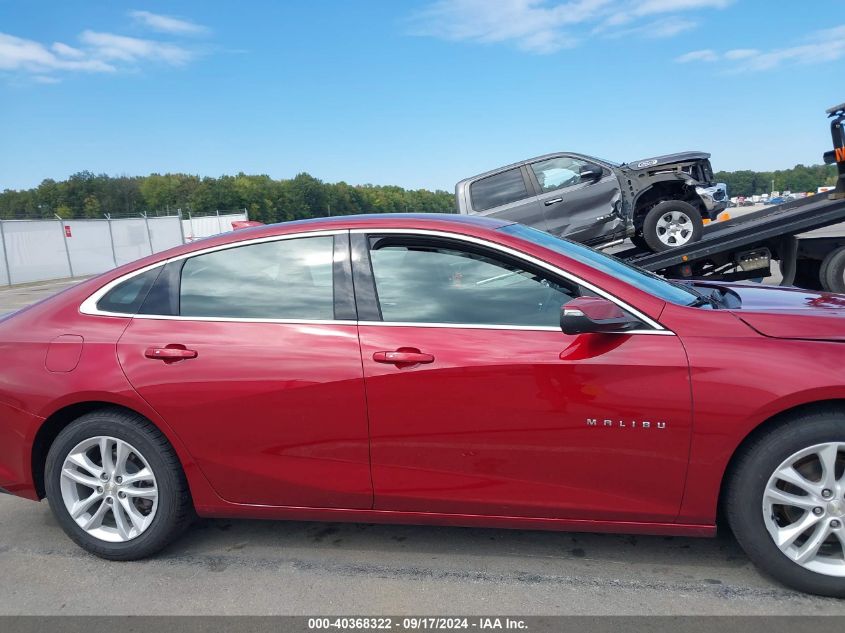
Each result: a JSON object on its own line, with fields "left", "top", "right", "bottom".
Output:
{"left": 716, "top": 398, "right": 845, "bottom": 525}
{"left": 632, "top": 181, "right": 703, "bottom": 228}
{"left": 30, "top": 399, "right": 217, "bottom": 507}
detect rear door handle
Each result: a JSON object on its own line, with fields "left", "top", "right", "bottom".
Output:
{"left": 544, "top": 198, "right": 563, "bottom": 206}
{"left": 373, "top": 350, "right": 434, "bottom": 365}
{"left": 145, "top": 346, "right": 198, "bottom": 362}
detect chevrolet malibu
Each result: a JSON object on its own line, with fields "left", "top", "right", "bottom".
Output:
{"left": 1, "top": 214, "right": 845, "bottom": 596}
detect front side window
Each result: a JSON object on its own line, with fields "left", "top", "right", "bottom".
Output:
{"left": 470, "top": 168, "right": 530, "bottom": 212}
{"left": 530, "top": 156, "right": 590, "bottom": 193}
{"left": 368, "top": 237, "right": 589, "bottom": 327}
{"left": 179, "top": 236, "right": 335, "bottom": 319}
{"left": 499, "top": 224, "right": 699, "bottom": 306}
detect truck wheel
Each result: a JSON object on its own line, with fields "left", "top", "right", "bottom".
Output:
{"left": 725, "top": 407, "right": 845, "bottom": 596}
{"left": 822, "top": 247, "right": 845, "bottom": 294}
{"left": 641, "top": 201, "right": 703, "bottom": 252}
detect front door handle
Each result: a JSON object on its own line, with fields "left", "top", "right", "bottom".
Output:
{"left": 544, "top": 197, "right": 563, "bottom": 206}
{"left": 373, "top": 350, "right": 434, "bottom": 365}
{"left": 145, "top": 346, "right": 198, "bottom": 362}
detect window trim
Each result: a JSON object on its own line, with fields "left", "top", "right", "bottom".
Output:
{"left": 79, "top": 229, "right": 354, "bottom": 324}
{"left": 351, "top": 228, "right": 673, "bottom": 335}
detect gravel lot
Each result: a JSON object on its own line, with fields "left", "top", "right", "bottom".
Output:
{"left": 2, "top": 214, "right": 845, "bottom": 615}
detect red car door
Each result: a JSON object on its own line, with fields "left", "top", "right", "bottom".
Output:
{"left": 116, "top": 231, "right": 373, "bottom": 509}
{"left": 353, "top": 231, "right": 692, "bottom": 523}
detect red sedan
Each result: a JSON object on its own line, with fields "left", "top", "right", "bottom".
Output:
{"left": 1, "top": 214, "right": 844, "bottom": 596}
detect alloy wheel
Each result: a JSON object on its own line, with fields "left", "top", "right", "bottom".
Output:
{"left": 762, "top": 442, "right": 845, "bottom": 576}
{"left": 655, "top": 211, "right": 693, "bottom": 247}
{"left": 59, "top": 436, "right": 158, "bottom": 543}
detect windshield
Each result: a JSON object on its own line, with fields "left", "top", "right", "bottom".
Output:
{"left": 499, "top": 224, "right": 699, "bottom": 306}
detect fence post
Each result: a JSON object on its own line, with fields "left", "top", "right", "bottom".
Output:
{"left": 105, "top": 213, "right": 118, "bottom": 267}
{"left": 177, "top": 210, "right": 186, "bottom": 244}
{"left": 142, "top": 212, "right": 155, "bottom": 254}
{"left": 216, "top": 209, "right": 223, "bottom": 233}
{"left": 0, "top": 220, "right": 11, "bottom": 286}
{"left": 56, "top": 215, "right": 74, "bottom": 278}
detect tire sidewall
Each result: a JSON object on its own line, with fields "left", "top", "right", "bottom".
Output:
{"left": 45, "top": 413, "right": 183, "bottom": 559}
{"left": 641, "top": 201, "right": 703, "bottom": 252}
{"left": 729, "top": 418, "right": 845, "bottom": 596}
{"left": 822, "top": 248, "right": 845, "bottom": 294}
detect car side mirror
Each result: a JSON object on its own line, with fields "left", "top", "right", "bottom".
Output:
{"left": 560, "top": 297, "right": 641, "bottom": 335}
{"left": 579, "top": 164, "right": 603, "bottom": 182}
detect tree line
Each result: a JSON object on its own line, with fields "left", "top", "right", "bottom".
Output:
{"left": 713, "top": 163, "right": 837, "bottom": 198}
{"left": 0, "top": 171, "right": 456, "bottom": 221}
{"left": 0, "top": 162, "right": 837, "bottom": 221}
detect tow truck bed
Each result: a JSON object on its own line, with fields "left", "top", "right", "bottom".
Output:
{"left": 614, "top": 194, "right": 845, "bottom": 282}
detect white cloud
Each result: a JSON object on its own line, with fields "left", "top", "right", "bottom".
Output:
{"left": 0, "top": 12, "right": 207, "bottom": 83}
{"left": 129, "top": 10, "right": 208, "bottom": 35}
{"left": 411, "top": 0, "right": 729, "bottom": 53}
{"left": 608, "top": 16, "right": 697, "bottom": 39}
{"left": 632, "top": 0, "right": 732, "bottom": 17}
{"left": 51, "top": 42, "right": 85, "bottom": 59}
{"left": 80, "top": 30, "right": 195, "bottom": 66}
{"left": 0, "top": 33, "right": 115, "bottom": 73}
{"left": 675, "top": 49, "right": 718, "bottom": 63}
{"left": 724, "top": 48, "right": 758, "bottom": 60}
{"left": 675, "top": 24, "right": 845, "bottom": 72}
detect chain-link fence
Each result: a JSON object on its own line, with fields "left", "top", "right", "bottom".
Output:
{"left": 0, "top": 210, "right": 248, "bottom": 285}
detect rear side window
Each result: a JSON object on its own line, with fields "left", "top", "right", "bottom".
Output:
{"left": 178, "top": 236, "right": 335, "bottom": 320}
{"left": 96, "top": 267, "right": 162, "bottom": 314}
{"left": 470, "top": 168, "right": 529, "bottom": 212}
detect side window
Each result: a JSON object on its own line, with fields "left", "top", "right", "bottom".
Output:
{"left": 368, "top": 238, "right": 589, "bottom": 328}
{"left": 530, "top": 156, "right": 591, "bottom": 193}
{"left": 96, "top": 267, "right": 162, "bottom": 314}
{"left": 179, "top": 236, "right": 335, "bottom": 319}
{"left": 470, "top": 168, "right": 530, "bottom": 212}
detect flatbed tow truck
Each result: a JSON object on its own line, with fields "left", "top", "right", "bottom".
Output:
{"left": 613, "top": 102, "right": 845, "bottom": 293}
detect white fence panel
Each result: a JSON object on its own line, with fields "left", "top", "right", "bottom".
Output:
{"left": 182, "top": 212, "right": 248, "bottom": 241}
{"left": 3, "top": 220, "right": 70, "bottom": 284}
{"left": 148, "top": 216, "right": 183, "bottom": 252}
{"left": 65, "top": 220, "right": 115, "bottom": 277}
{"left": 111, "top": 218, "right": 153, "bottom": 266}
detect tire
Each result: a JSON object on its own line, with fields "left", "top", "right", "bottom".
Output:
{"left": 44, "top": 408, "right": 192, "bottom": 560}
{"left": 725, "top": 408, "right": 845, "bottom": 596}
{"left": 641, "top": 200, "right": 703, "bottom": 252}
{"left": 821, "top": 247, "right": 845, "bottom": 294}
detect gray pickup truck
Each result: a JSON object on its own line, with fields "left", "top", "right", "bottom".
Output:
{"left": 455, "top": 151, "right": 727, "bottom": 252}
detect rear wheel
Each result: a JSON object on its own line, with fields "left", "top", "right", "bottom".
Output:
{"left": 45, "top": 408, "right": 192, "bottom": 560}
{"left": 822, "top": 247, "right": 845, "bottom": 294}
{"left": 641, "top": 200, "right": 703, "bottom": 252}
{"left": 726, "top": 409, "right": 845, "bottom": 596}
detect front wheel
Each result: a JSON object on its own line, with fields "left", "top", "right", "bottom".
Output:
{"left": 44, "top": 408, "right": 192, "bottom": 560}
{"left": 726, "top": 409, "right": 845, "bottom": 596}
{"left": 641, "top": 200, "right": 703, "bottom": 252}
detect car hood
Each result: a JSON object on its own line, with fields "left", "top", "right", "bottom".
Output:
{"left": 704, "top": 283, "right": 845, "bottom": 341}
{"left": 621, "top": 151, "right": 711, "bottom": 172}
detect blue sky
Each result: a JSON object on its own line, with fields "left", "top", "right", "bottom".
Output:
{"left": 1, "top": 0, "right": 843, "bottom": 192}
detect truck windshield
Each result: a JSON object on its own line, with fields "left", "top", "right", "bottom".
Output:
{"left": 499, "top": 224, "right": 699, "bottom": 306}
